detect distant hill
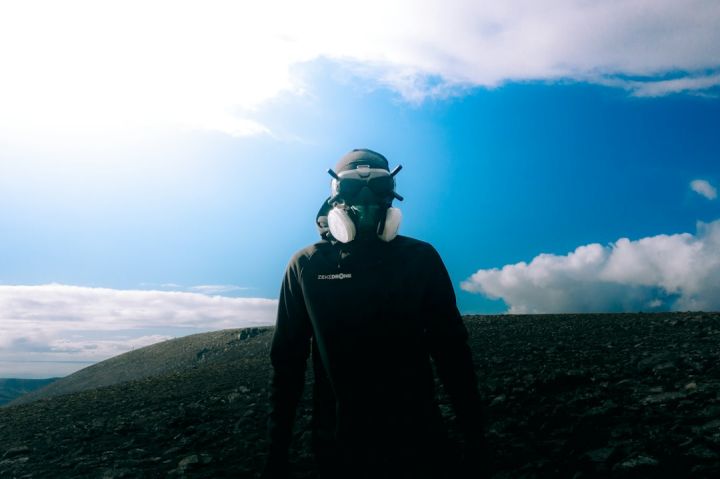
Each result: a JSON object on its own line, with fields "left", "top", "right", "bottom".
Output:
{"left": 1, "top": 314, "right": 720, "bottom": 478}
{"left": 10, "top": 327, "right": 267, "bottom": 406}
{"left": 0, "top": 378, "right": 58, "bottom": 406}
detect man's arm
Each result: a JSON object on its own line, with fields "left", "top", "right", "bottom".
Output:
{"left": 423, "top": 246, "right": 487, "bottom": 443}
{"left": 265, "top": 257, "right": 313, "bottom": 469}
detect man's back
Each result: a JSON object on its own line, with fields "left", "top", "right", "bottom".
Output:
{"left": 268, "top": 236, "right": 484, "bottom": 478}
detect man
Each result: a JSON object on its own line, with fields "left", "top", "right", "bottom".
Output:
{"left": 263, "top": 149, "right": 488, "bottom": 479}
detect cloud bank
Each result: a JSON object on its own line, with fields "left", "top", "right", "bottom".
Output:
{"left": 462, "top": 219, "right": 720, "bottom": 314}
{"left": 0, "top": 284, "right": 276, "bottom": 378}
{"left": 691, "top": 179, "right": 718, "bottom": 200}
{"left": 0, "top": 0, "right": 718, "bottom": 136}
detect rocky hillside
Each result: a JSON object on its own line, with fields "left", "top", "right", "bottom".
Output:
{"left": 1, "top": 313, "right": 719, "bottom": 478}
{"left": 10, "top": 328, "right": 264, "bottom": 406}
{"left": 0, "top": 378, "right": 58, "bottom": 406}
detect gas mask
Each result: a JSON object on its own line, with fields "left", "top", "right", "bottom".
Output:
{"left": 326, "top": 164, "right": 403, "bottom": 243}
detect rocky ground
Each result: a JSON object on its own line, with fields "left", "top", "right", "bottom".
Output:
{"left": 1, "top": 313, "right": 719, "bottom": 478}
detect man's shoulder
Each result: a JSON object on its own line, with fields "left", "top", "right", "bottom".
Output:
{"left": 392, "top": 234, "right": 432, "bottom": 248}
{"left": 391, "top": 235, "right": 438, "bottom": 254}
{"left": 287, "top": 240, "right": 332, "bottom": 265}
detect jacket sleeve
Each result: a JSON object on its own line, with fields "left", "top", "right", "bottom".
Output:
{"left": 423, "top": 246, "right": 487, "bottom": 442}
{"left": 266, "top": 256, "right": 313, "bottom": 456}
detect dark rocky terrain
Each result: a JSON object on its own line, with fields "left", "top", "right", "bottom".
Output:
{"left": 1, "top": 313, "right": 719, "bottom": 478}
{"left": 0, "top": 379, "right": 58, "bottom": 406}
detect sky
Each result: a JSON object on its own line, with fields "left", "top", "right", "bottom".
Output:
{"left": 1, "top": 0, "right": 719, "bottom": 378}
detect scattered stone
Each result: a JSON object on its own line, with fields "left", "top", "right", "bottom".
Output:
{"left": 614, "top": 379, "right": 635, "bottom": 388}
{"left": 692, "top": 419, "right": 720, "bottom": 434}
{"left": 127, "top": 448, "right": 146, "bottom": 459}
{"left": 101, "top": 468, "right": 134, "bottom": 479}
{"left": 2, "top": 446, "right": 31, "bottom": 459}
{"left": 583, "top": 447, "right": 615, "bottom": 463}
{"left": 163, "top": 446, "right": 181, "bottom": 456}
{"left": 641, "top": 391, "right": 685, "bottom": 404}
{"left": 226, "top": 392, "right": 242, "bottom": 403}
{"left": 0, "top": 456, "right": 29, "bottom": 467}
{"left": 613, "top": 455, "right": 659, "bottom": 471}
{"left": 637, "top": 353, "right": 676, "bottom": 373}
{"left": 687, "top": 445, "right": 718, "bottom": 460}
{"left": 707, "top": 433, "right": 720, "bottom": 446}
{"left": 239, "top": 328, "right": 261, "bottom": 340}
{"left": 178, "top": 454, "right": 199, "bottom": 470}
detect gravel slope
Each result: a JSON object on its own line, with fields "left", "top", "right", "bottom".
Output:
{"left": 1, "top": 313, "right": 719, "bottom": 478}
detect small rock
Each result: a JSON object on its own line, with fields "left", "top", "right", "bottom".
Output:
{"left": 91, "top": 418, "right": 107, "bottom": 429}
{"left": 687, "top": 445, "right": 718, "bottom": 460}
{"left": 641, "top": 391, "right": 685, "bottom": 405}
{"left": 0, "top": 456, "right": 29, "bottom": 467}
{"left": 692, "top": 419, "right": 720, "bottom": 434}
{"left": 101, "top": 468, "right": 134, "bottom": 479}
{"left": 163, "top": 446, "right": 181, "bottom": 456}
{"left": 2, "top": 446, "right": 31, "bottom": 459}
{"left": 637, "top": 353, "right": 676, "bottom": 372}
{"left": 239, "top": 328, "right": 261, "bottom": 340}
{"left": 177, "top": 453, "right": 211, "bottom": 470}
{"left": 178, "top": 454, "right": 199, "bottom": 470}
{"left": 585, "top": 401, "right": 617, "bottom": 417}
{"left": 583, "top": 447, "right": 615, "bottom": 463}
{"left": 653, "top": 361, "right": 678, "bottom": 374}
{"left": 707, "top": 433, "right": 720, "bottom": 446}
{"left": 613, "top": 455, "right": 659, "bottom": 471}
{"left": 614, "top": 379, "right": 635, "bottom": 388}
{"left": 196, "top": 348, "right": 209, "bottom": 361}
{"left": 128, "top": 449, "right": 146, "bottom": 459}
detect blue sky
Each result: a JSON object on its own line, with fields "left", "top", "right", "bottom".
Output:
{"left": 1, "top": 0, "right": 719, "bottom": 377}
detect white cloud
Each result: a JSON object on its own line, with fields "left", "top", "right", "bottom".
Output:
{"left": 0, "top": 284, "right": 276, "bottom": 377}
{"left": 0, "top": 0, "right": 718, "bottom": 137}
{"left": 188, "top": 284, "right": 250, "bottom": 295}
{"left": 691, "top": 179, "right": 718, "bottom": 200}
{"left": 599, "top": 74, "right": 720, "bottom": 98}
{"left": 462, "top": 219, "right": 720, "bottom": 313}
{"left": 138, "top": 283, "right": 250, "bottom": 295}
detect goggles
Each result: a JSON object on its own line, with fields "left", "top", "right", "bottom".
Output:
{"left": 328, "top": 165, "right": 404, "bottom": 203}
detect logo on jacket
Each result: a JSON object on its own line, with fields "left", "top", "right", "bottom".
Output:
{"left": 317, "top": 273, "right": 353, "bottom": 280}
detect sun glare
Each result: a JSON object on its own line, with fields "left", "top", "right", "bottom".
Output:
{"left": 0, "top": 1, "right": 314, "bottom": 139}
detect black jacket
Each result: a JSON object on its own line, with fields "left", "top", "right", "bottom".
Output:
{"left": 266, "top": 235, "right": 485, "bottom": 472}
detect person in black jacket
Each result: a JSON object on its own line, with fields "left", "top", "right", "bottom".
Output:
{"left": 263, "top": 149, "right": 488, "bottom": 479}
